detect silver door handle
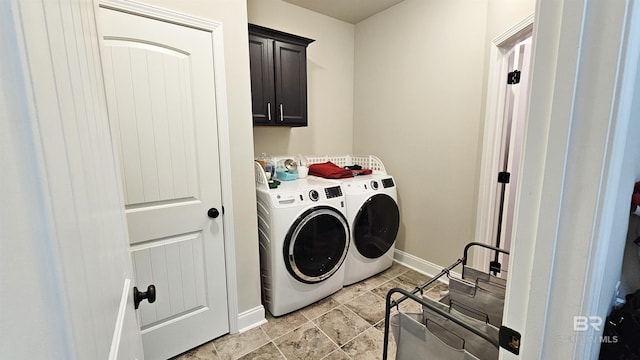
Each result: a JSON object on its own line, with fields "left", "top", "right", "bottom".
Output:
{"left": 280, "top": 104, "right": 283, "bottom": 122}
{"left": 267, "top": 103, "right": 271, "bottom": 121}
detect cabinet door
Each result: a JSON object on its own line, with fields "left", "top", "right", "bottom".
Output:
{"left": 274, "top": 40, "right": 308, "bottom": 126}
{"left": 249, "top": 35, "right": 275, "bottom": 124}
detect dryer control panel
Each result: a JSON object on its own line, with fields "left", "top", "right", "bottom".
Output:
{"left": 381, "top": 178, "right": 395, "bottom": 188}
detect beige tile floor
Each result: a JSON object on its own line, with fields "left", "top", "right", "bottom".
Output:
{"left": 173, "top": 263, "right": 448, "bottom": 360}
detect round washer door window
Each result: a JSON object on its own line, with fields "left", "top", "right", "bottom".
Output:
{"left": 284, "top": 206, "right": 350, "bottom": 284}
{"left": 353, "top": 194, "right": 400, "bottom": 259}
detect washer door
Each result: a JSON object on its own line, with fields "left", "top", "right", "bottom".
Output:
{"left": 353, "top": 194, "right": 400, "bottom": 259}
{"left": 284, "top": 206, "right": 350, "bottom": 284}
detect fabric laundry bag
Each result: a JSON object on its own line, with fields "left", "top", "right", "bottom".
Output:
{"left": 421, "top": 296, "right": 499, "bottom": 360}
{"left": 462, "top": 266, "right": 507, "bottom": 289}
{"left": 390, "top": 312, "right": 480, "bottom": 360}
{"left": 447, "top": 271, "right": 505, "bottom": 328}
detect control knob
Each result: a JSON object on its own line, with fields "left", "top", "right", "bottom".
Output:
{"left": 371, "top": 180, "right": 379, "bottom": 190}
{"left": 309, "top": 190, "right": 319, "bottom": 201}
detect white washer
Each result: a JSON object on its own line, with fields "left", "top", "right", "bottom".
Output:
{"left": 256, "top": 173, "right": 350, "bottom": 317}
{"left": 341, "top": 174, "right": 400, "bottom": 285}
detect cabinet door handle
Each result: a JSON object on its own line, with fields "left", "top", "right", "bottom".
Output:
{"left": 280, "top": 104, "right": 284, "bottom": 122}
{"left": 267, "top": 103, "right": 271, "bottom": 121}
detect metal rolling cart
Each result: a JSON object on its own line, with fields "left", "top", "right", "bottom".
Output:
{"left": 382, "top": 242, "right": 515, "bottom": 359}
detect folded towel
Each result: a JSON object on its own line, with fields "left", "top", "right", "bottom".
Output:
{"left": 309, "top": 162, "right": 353, "bottom": 179}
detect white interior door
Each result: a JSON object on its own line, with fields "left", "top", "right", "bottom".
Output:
{"left": 474, "top": 19, "right": 533, "bottom": 275}
{"left": 495, "top": 35, "right": 533, "bottom": 274}
{"left": 2, "top": 0, "right": 144, "bottom": 359}
{"left": 99, "top": 5, "right": 229, "bottom": 359}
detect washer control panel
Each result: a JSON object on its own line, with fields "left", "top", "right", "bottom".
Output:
{"left": 324, "top": 186, "right": 343, "bottom": 199}
{"left": 272, "top": 185, "right": 344, "bottom": 207}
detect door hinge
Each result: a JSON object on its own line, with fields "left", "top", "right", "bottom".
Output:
{"left": 499, "top": 326, "right": 521, "bottom": 355}
{"left": 507, "top": 70, "right": 521, "bottom": 84}
{"left": 498, "top": 171, "right": 511, "bottom": 184}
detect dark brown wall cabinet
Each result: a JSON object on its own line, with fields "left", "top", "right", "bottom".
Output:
{"left": 248, "top": 24, "right": 314, "bottom": 127}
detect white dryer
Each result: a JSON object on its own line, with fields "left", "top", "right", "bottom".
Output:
{"left": 341, "top": 174, "right": 400, "bottom": 285}
{"left": 255, "top": 164, "right": 350, "bottom": 316}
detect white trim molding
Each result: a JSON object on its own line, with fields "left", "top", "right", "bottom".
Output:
{"left": 98, "top": 0, "right": 216, "bottom": 31}
{"left": 237, "top": 306, "right": 267, "bottom": 333}
{"left": 494, "top": 13, "right": 535, "bottom": 46}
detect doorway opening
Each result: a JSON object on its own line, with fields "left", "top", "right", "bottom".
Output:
{"left": 474, "top": 15, "right": 534, "bottom": 276}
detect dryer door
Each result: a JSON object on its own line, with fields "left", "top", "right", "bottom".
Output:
{"left": 284, "top": 206, "right": 350, "bottom": 284}
{"left": 353, "top": 194, "right": 400, "bottom": 259}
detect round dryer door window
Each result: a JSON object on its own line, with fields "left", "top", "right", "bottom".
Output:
{"left": 284, "top": 206, "right": 350, "bottom": 284}
{"left": 353, "top": 193, "right": 400, "bottom": 259}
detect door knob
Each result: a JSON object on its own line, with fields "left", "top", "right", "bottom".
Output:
{"left": 133, "top": 284, "right": 156, "bottom": 310}
{"left": 208, "top": 208, "right": 220, "bottom": 218}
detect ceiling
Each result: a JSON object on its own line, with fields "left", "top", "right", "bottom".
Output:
{"left": 282, "top": 0, "right": 406, "bottom": 24}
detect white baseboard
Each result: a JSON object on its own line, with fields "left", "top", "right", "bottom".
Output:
{"left": 393, "top": 249, "right": 461, "bottom": 284}
{"left": 236, "top": 305, "right": 267, "bottom": 333}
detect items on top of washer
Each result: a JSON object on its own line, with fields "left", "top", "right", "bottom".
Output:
{"left": 276, "top": 158, "right": 299, "bottom": 181}
{"left": 351, "top": 168, "right": 373, "bottom": 176}
{"left": 309, "top": 161, "right": 354, "bottom": 179}
{"left": 298, "top": 165, "right": 309, "bottom": 178}
{"left": 296, "top": 155, "right": 309, "bottom": 178}
{"left": 276, "top": 168, "right": 298, "bottom": 181}
{"left": 304, "top": 155, "right": 388, "bottom": 175}
{"left": 268, "top": 179, "right": 280, "bottom": 189}
{"left": 343, "top": 164, "right": 373, "bottom": 175}
{"left": 309, "top": 161, "right": 373, "bottom": 179}
{"left": 257, "top": 153, "right": 275, "bottom": 180}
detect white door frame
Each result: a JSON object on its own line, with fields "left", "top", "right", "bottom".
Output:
{"left": 501, "top": 0, "right": 640, "bottom": 358}
{"left": 474, "top": 14, "right": 534, "bottom": 271}
{"left": 98, "top": 0, "right": 240, "bottom": 334}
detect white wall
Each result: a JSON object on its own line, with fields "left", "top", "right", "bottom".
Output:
{"left": 248, "top": 0, "right": 355, "bottom": 157}
{"left": 485, "top": 0, "right": 537, "bottom": 41}
{"left": 247, "top": 0, "right": 536, "bottom": 272}
{"left": 126, "top": 0, "right": 261, "bottom": 315}
{"left": 353, "top": 0, "right": 490, "bottom": 266}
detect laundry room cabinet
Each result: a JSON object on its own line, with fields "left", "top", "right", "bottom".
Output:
{"left": 248, "top": 24, "right": 314, "bottom": 127}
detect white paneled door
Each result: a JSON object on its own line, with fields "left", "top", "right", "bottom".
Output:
{"left": 99, "top": 5, "right": 229, "bottom": 359}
